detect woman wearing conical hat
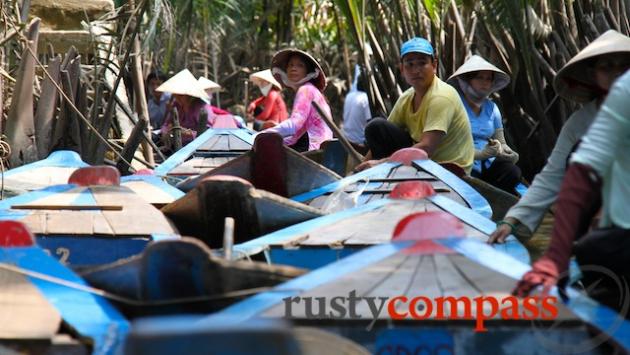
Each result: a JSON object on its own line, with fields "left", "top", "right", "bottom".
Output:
{"left": 489, "top": 30, "right": 630, "bottom": 245}
{"left": 261, "top": 49, "right": 333, "bottom": 152}
{"left": 247, "top": 69, "right": 288, "bottom": 131}
{"left": 158, "top": 69, "right": 240, "bottom": 148}
{"left": 448, "top": 55, "right": 521, "bottom": 194}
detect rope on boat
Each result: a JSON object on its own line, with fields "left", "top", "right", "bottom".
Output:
{"left": 0, "top": 262, "right": 287, "bottom": 307}
{"left": 0, "top": 138, "right": 11, "bottom": 199}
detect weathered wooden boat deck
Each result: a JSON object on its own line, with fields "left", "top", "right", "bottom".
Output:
{"left": 208, "top": 237, "right": 630, "bottom": 354}
{"left": 154, "top": 128, "right": 254, "bottom": 178}
{"left": 234, "top": 194, "right": 528, "bottom": 268}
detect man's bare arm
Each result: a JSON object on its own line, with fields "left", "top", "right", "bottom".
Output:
{"left": 412, "top": 130, "right": 445, "bottom": 157}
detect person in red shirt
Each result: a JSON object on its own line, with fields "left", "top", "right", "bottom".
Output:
{"left": 247, "top": 69, "right": 288, "bottom": 130}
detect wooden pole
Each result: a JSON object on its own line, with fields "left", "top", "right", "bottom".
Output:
{"left": 116, "top": 118, "right": 147, "bottom": 175}
{"left": 311, "top": 101, "right": 364, "bottom": 164}
{"left": 128, "top": 0, "right": 155, "bottom": 167}
{"left": 171, "top": 108, "right": 182, "bottom": 152}
{"left": 196, "top": 109, "right": 208, "bottom": 136}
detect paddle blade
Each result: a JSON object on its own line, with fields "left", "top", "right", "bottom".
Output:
{"left": 392, "top": 211, "right": 465, "bottom": 241}
{"left": 390, "top": 181, "right": 435, "bottom": 200}
{"left": 0, "top": 221, "right": 35, "bottom": 247}
{"left": 68, "top": 166, "right": 121, "bottom": 186}
{"left": 389, "top": 148, "right": 428, "bottom": 166}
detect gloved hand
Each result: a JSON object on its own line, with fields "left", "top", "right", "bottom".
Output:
{"left": 498, "top": 145, "right": 519, "bottom": 163}
{"left": 474, "top": 140, "right": 502, "bottom": 160}
{"left": 513, "top": 256, "right": 561, "bottom": 297}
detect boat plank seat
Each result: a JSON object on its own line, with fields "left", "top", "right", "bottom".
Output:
{"left": 13, "top": 186, "right": 177, "bottom": 236}
{"left": 0, "top": 268, "right": 62, "bottom": 339}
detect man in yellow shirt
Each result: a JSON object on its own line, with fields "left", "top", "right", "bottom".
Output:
{"left": 356, "top": 37, "right": 474, "bottom": 176}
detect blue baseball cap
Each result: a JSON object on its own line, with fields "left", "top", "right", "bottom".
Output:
{"left": 400, "top": 37, "right": 434, "bottom": 58}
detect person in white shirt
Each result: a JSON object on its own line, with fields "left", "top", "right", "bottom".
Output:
{"left": 342, "top": 65, "right": 372, "bottom": 153}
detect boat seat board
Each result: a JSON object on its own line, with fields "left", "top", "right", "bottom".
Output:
{"left": 8, "top": 186, "right": 177, "bottom": 236}
{"left": 168, "top": 157, "right": 233, "bottom": 175}
{"left": 197, "top": 134, "right": 252, "bottom": 152}
{"left": 0, "top": 268, "right": 62, "bottom": 339}
{"left": 262, "top": 252, "right": 578, "bottom": 323}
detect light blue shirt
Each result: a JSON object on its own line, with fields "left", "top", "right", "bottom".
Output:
{"left": 148, "top": 92, "right": 171, "bottom": 129}
{"left": 461, "top": 96, "right": 502, "bottom": 173}
{"left": 571, "top": 70, "right": 630, "bottom": 228}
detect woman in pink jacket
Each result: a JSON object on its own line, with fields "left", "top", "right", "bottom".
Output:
{"left": 262, "top": 49, "right": 333, "bottom": 152}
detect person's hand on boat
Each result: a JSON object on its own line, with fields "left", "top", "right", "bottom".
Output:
{"left": 513, "top": 256, "right": 561, "bottom": 298}
{"left": 488, "top": 217, "right": 520, "bottom": 244}
{"left": 498, "top": 145, "right": 519, "bottom": 164}
{"left": 353, "top": 158, "right": 386, "bottom": 173}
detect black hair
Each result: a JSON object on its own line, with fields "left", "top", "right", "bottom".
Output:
{"left": 147, "top": 70, "right": 167, "bottom": 82}
{"left": 356, "top": 66, "right": 368, "bottom": 92}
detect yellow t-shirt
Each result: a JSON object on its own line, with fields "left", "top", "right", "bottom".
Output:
{"left": 388, "top": 76, "right": 474, "bottom": 173}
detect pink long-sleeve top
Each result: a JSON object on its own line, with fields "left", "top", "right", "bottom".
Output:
{"left": 264, "top": 82, "right": 333, "bottom": 150}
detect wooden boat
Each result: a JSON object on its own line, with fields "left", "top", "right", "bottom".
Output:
{"left": 0, "top": 221, "right": 128, "bottom": 354}
{"left": 2, "top": 150, "right": 88, "bottom": 197}
{"left": 123, "top": 316, "right": 369, "bottom": 355}
{"left": 154, "top": 128, "right": 255, "bottom": 180}
{"left": 79, "top": 237, "right": 305, "bottom": 317}
{"left": 175, "top": 132, "right": 341, "bottom": 198}
{"left": 205, "top": 212, "right": 630, "bottom": 354}
{"left": 233, "top": 181, "right": 528, "bottom": 270}
{"left": 1, "top": 150, "right": 185, "bottom": 207}
{"left": 161, "top": 176, "right": 323, "bottom": 249}
{"left": 175, "top": 134, "right": 487, "bottom": 220}
{"left": 0, "top": 167, "right": 179, "bottom": 267}
{"left": 293, "top": 147, "right": 492, "bottom": 218}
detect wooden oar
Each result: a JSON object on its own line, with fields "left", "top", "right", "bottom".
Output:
{"left": 311, "top": 101, "right": 364, "bottom": 164}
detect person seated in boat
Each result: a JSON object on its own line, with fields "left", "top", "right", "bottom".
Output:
{"left": 158, "top": 69, "right": 242, "bottom": 148}
{"left": 261, "top": 48, "right": 333, "bottom": 152}
{"left": 447, "top": 55, "right": 521, "bottom": 194}
{"left": 198, "top": 76, "right": 246, "bottom": 127}
{"left": 514, "top": 68, "right": 630, "bottom": 315}
{"left": 489, "top": 30, "right": 630, "bottom": 244}
{"left": 146, "top": 70, "right": 171, "bottom": 137}
{"left": 247, "top": 69, "right": 288, "bottom": 131}
{"left": 355, "top": 37, "right": 474, "bottom": 176}
{"left": 342, "top": 64, "right": 372, "bottom": 155}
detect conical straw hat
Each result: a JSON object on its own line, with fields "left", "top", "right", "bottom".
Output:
{"left": 447, "top": 55, "right": 510, "bottom": 93}
{"left": 198, "top": 76, "right": 222, "bottom": 93}
{"left": 271, "top": 48, "right": 327, "bottom": 91}
{"left": 249, "top": 69, "right": 282, "bottom": 90}
{"left": 554, "top": 30, "right": 630, "bottom": 103}
{"left": 156, "top": 69, "right": 210, "bottom": 103}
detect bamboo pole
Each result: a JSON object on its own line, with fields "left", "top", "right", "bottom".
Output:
{"left": 128, "top": 0, "right": 155, "bottom": 167}
{"left": 311, "top": 101, "right": 363, "bottom": 164}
